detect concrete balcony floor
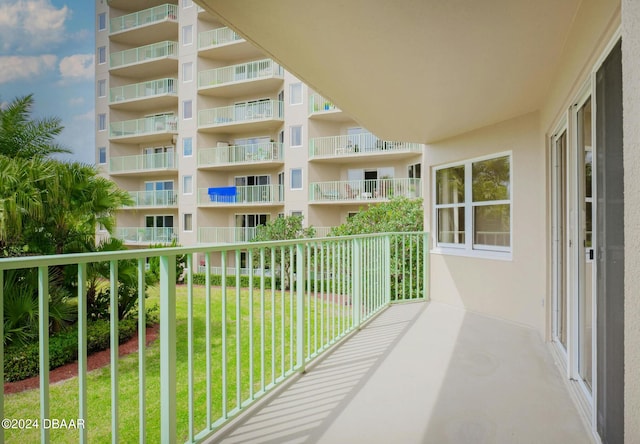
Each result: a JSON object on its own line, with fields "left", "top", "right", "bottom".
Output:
{"left": 209, "top": 302, "right": 592, "bottom": 444}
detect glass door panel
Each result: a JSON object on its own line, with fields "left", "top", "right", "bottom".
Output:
{"left": 553, "top": 130, "right": 568, "bottom": 351}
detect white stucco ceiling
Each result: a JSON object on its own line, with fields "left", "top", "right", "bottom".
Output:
{"left": 198, "top": 0, "right": 582, "bottom": 143}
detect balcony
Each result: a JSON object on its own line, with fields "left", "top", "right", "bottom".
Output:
{"left": 198, "top": 59, "right": 284, "bottom": 97}
{"left": 310, "top": 178, "right": 422, "bottom": 204}
{"left": 308, "top": 94, "right": 350, "bottom": 122}
{"left": 197, "top": 142, "right": 283, "bottom": 171}
{"left": 109, "top": 78, "right": 178, "bottom": 111}
{"left": 0, "top": 232, "right": 590, "bottom": 443}
{"left": 310, "top": 133, "right": 423, "bottom": 162}
{"left": 114, "top": 227, "right": 177, "bottom": 245}
{"left": 198, "top": 100, "right": 284, "bottom": 134}
{"left": 109, "top": 4, "right": 178, "bottom": 45}
{"left": 124, "top": 190, "right": 178, "bottom": 209}
{"left": 198, "top": 27, "right": 262, "bottom": 61}
{"left": 109, "top": 152, "right": 177, "bottom": 175}
{"left": 109, "top": 41, "right": 178, "bottom": 78}
{"left": 198, "top": 184, "right": 284, "bottom": 207}
{"left": 198, "top": 226, "right": 263, "bottom": 243}
{"left": 109, "top": 115, "right": 178, "bottom": 143}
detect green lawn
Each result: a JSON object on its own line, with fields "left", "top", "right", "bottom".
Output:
{"left": 4, "top": 284, "right": 350, "bottom": 443}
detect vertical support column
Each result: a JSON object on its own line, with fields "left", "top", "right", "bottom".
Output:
{"left": 296, "top": 244, "right": 305, "bottom": 372}
{"left": 160, "top": 255, "right": 177, "bottom": 442}
{"left": 77, "top": 263, "right": 88, "bottom": 444}
{"left": 352, "top": 238, "right": 362, "bottom": 328}
{"left": 38, "top": 266, "right": 50, "bottom": 444}
{"left": 423, "top": 232, "right": 430, "bottom": 301}
{"left": 109, "top": 260, "right": 118, "bottom": 444}
{"left": 137, "top": 258, "right": 146, "bottom": 444}
{"left": 384, "top": 235, "right": 391, "bottom": 305}
{"left": 0, "top": 270, "right": 3, "bottom": 444}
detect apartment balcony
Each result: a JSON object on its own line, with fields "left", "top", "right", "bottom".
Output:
{"left": 109, "top": 152, "right": 178, "bottom": 176}
{"left": 105, "top": 0, "right": 168, "bottom": 10}
{"left": 109, "top": 41, "right": 178, "bottom": 78}
{"left": 109, "top": 115, "right": 178, "bottom": 143}
{"left": 198, "top": 100, "right": 284, "bottom": 134}
{"left": 109, "top": 78, "right": 178, "bottom": 111}
{"left": 310, "top": 178, "right": 422, "bottom": 204}
{"left": 308, "top": 94, "right": 350, "bottom": 122}
{"left": 114, "top": 227, "right": 177, "bottom": 245}
{"left": 109, "top": 4, "right": 178, "bottom": 46}
{"left": 197, "top": 142, "right": 283, "bottom": 171}
{"left": 198, "top": 226, "right": 263, "bottom": 243}
{"left": 198, "top": 59, "right": 284, "bottom": 98}
{"left": 124, "top": 190, "right": 178, "bottom": 209}
{"left": 0, "top": 232, "right": 590, "bottom": 443}
{"left": 198, "top": 27, "right": 262, "bottom": 61}
{"left": 198, "top": 184, "right": 284, "bottom": 208}
{"left": 309, "top": 133, "right": 424, "bottom": 163}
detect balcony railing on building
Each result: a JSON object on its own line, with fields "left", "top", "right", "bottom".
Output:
{"left": 110, "top": 41, "right": 178, "bottom": 70}
{"left": 309, "top": 94, "right": 339, "bottom": 114}
{"left": 109, "top": 78, "right": 177, "bottom": 105}
{"left": 109, "top": 4, "right": 178, "bottom": 34}
{"left": 198, "top": 184, "right": 284, "bottom": 206}
{"left": 198, "top": 226, "right": 264, "bottom": 243}
{"left": 198, "top": 142, "right": 283, "bottom": 168}
{"left": 198, "top": 100, "right": 284, "bottom": 130}
{"left": 110, "top": 152, "right": 177, "bottom": 174}
{"left": 198, "top": 59, "right": 284, "bottom": 91}
{"left": 310, "top": 178, "right": 422, "bottom": 203}
{"left": 109, "top": 115, "right": 178, "bottom": 141}
{"left": 114, "top": 227, "right": 177, "bottom": 244}
{"left": 198, "top": 27, "right": 244, "bottom": 49}
{"left": 309, "top": 133, "right": 423, "bottom": 159}
{"left": 125, "top": 190, "right": 178, "bottom": 208}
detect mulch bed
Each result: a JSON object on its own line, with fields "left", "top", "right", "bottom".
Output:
{"left": 4, "top": 324, "right": 160, "bottom": 395}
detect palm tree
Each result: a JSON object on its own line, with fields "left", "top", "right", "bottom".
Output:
{"left": 0, "top": 94, "right": 71, "bottom": 158}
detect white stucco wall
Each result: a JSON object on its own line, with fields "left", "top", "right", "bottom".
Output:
{"left": 622, "top": 0, "right": 640, "bottom": 439}
{"left": 424, "top": 113, "right": 546, "bottom": 333}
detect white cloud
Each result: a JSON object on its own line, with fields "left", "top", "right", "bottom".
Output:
{"left": 69, "top": 97, "right": 85, "bottom": 106}
{"left": 73, "top": 109, "right": 95, "bottom": 121}
{"left": 0, "top": 55, "right": 57, "bottom": 84}
{"left": 59, "top": 54, "right": 94, "bottom": 82}
{"left": 0, "top": 0, "right": 69, "bottom": 52}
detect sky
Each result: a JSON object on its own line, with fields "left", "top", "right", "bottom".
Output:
{"left": 0, "top": 0, "right": 95, "bottom": 164}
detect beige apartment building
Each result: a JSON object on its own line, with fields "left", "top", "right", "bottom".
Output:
{"left": 95, "top": 0, "right": 423, "bottom": 250}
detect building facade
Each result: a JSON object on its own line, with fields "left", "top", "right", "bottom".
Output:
{"left": 95, "top": 0, "right": 423, "bottom": 250}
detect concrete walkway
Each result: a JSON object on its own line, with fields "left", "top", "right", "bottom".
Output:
{"left": 211, "top": 302, "right": 592, "bottom": 444}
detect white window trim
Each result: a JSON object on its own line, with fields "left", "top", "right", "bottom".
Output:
{"left": 98, "top": 13, "right": 106, "bottom": 31}
{"left": 183, "top": 137, "right": 193, "bottom": 157}
{"left": 183, "top": 100, "right": 193, "bottom": 120}
{"left": 182, "top": 175, "right": 193, "bottom": 195}
{"left": 290, "top": 125, "right": 303, "bottom": 148}
{"left": 183, "top": 213, "right": 193, "bottom": 232}
{"left": 182, "top": 25, "right": 193, "bottom": 46}
{"left": 98, "top": 46, "right": 106, "bottom": 65}
{"left": 290, "top": 168, "right": 303, "bottom": 190}
{"left": 98, "top": 113, "right": 107, "bottom": 132}
{"left": 98, "top": 147, "right": 107, "bottom": 164}
{"left": 290, "top": 83, "right": 303, "bottom": 105}
{"left": 431, "top": 151, "right": 513, "bottom": 260}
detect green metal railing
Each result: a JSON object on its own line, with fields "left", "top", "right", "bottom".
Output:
{"left": 198, "top": 142, "right": 283, "bottom": 167}
{"left": 198, "top": 59, "right": 283, "bottom": 89}
{"left": 198, "top": 100, "right": 284, "bottom": 128}
{"left": 0, "top": 232, "right": 428, "bottom": 443}
{"left": 110, "top": 4, "right": 178, "bottom": 34}
{"left": 109, "top": 115, "right": 178, "bottom": 140}
{"left": 310, "top": 178, "right": 422, "bottom": 202}
{"left": 109, "top": 151, "right": 177, "bottom": 174}
{"left": 198, "top": 27, "right": 244, "bottom": 49}
{"left": 109, "top": 78, "right": 177, "bottom": 104}
{"left": 110, "top": 41, "right": 178, "bottom": 69}
{"left": 309, "top": 133, "right": 423, "bottom": 159}
{"left": 198, "top": 184, "right": 284, "bottom": 205}
{"left": 115, "top": 227, "right": 177, "bottom": 244}
{"left": 309, "top": 94, "right": 339, "bottom": 114}
{"left": 125, "top": 190, "right": 177, "bottom": 208}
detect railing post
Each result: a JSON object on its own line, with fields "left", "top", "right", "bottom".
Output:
{"left": 0, "top": 270, "right": 4, "bottom": 444}
{"left": 384, "top": 235, "right": 392, "bottom": 304}
{"left": 78, "top": 263, "right": 88, "bottom": 444}
{"left": 38, "top": 266, "right": 50, "bottom": 444}
{"left": 423, "top": 232, "right": 430, "bottom": 301}
{"left": 352, "top": 238, "right": 362, "bottom": 328}
{"left": 160, "top": 254, "right": 177, "bottom": 442}
{"left": 296, "top": 244, "right": 305, "bottom": 371}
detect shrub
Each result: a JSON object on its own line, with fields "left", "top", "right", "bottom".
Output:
{"left": 190, "top": 273, "right": 276, "bottom": 288}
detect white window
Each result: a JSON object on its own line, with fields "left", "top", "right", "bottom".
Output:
{"left": 434, "top": 153, "right": 512, "bottom": 256}
{"left": 97, "top": 79, "right": 106, "bottom": 98}
{"left": 182, "top": 25, "right": 193, "bottom": 45}
{"left": 98, "top": 46, "right": 106, "bottom": 64}
{"left": 98, "top": 13, "right": 106, "bottom": 31}
{"left": 291, "top": 210, "right": 303, "bottom": 218}
{"left": 183, "top": 100, "right": 192, "bottom": 119}
{"left": 98, "top": 147, "right": 106, "bottom": 164}
{"left": 183, "top": 213, "right": 193, "bottom": 231}
{"left": 98, "top": 113, "right": 106, "bottom": 131}
{"left": 290, "top": 83, "right": 302, "bottom": 105}
{"left": 290, "top": 126, "right": 302, "bottom": 147}
{"left": 183, "top": 175, "right": 193, "bottom": 194}
{"left": 182, "top": 62, "right": 193, "bottom": 82}
{"left": 183, "top": 137, "right": 193, "bottom": 156}
{"left": 290, "top": 168, "right": 303, "bottom": 190}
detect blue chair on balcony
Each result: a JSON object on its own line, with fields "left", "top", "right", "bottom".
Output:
{"left": 208, "top": 186, "right": 237, "bottom": 203}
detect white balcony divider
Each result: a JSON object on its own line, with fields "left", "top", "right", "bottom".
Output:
{"left": 198, "top": 59, "right": 283, "bottom": 88}
{"left": 110, "top": 4, "right": 178, "bottom": 34}
{"left": 0, "top": 232, "right": 428, "bottom": 443}
{"left": 198, "top": 184, "right": 284, "bottom": 205}
{"left": 198, "top": 227, "right": 263, "bottom": 243}
{"left": 110, "top": 115, "right": 178, "bottom": 139}
{"left": 110, "top": 78, "right": 177, "bottom": 104}
{"left": 110, "top": 151, "right": 177, "bottom": 174}
{"left": 313, "top": 227, "right": 333, "bottom": 238}
{"left": 198, "top": 100, "right": 284, "bottom": 128}
{"left": 198, "top": 27, "right": 243, "bottom": 49}
{"left": 126, "top": 190, "right": 177, "bottom": 208}
{"left": 309, "top": 94, "right": 339, "bottom": 113}
{"left": 310, "top": 178, "right": 422, "bottom": 202}
{"left": 110, "top": 41, "right": 178, "bottom": 69}
{"left": 309, "top": 133, "right": 423, "bottom": 158}
{"left": 198, "top": 142, "right": 283, "bottom": 167}
{"left": 115, "top": 227, "right": 177, "bottom": 244}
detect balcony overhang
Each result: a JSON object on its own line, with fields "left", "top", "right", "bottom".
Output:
{"left": 196, "top": 0, "right": 611, "bottom": 143}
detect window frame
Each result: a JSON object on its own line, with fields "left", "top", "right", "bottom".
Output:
{"left": 432, "top": 151, "right": 513, "bottom": 259}
{"left": 182, "top": 62, "right": 193, "bottom": 83}
{"left": 98, "top": 13, "right": 106, "bottom": 32}
{"left": 289, "top": 83, "right": 303, "bottom": 105}
{"left": 98, "top": 46, "right": 106, "bottom": 64}
{"left": 183, "top": 213, "right": 193, "bottom": 232}
{"left": 183, "top": 99, "right": 193, "bottom": 120}
{"left": 97, "top": 79, "right": 106, "bottom": 98}
{"left": 290, "top": 125, "right": 302, "bottom": 147}
{"left": 182, "top": 25, "right": 193, "bottom": 46}
{"left": 98, "top": 113, "right": 107, "bottom": 131}
{"left": 98, "top": 147, "right": 107, "bottom": 164}
{"left": 183, "top": 137, "right": 193, "bottom": 157}
{"left": 290, "top": 168, "right": 303, "bottom": 190}
{"left": 182, "top": 175, "right": 193, "bottom": 195}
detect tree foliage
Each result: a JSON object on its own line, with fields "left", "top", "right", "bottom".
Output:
{"left": 330, "top": 197, "right": 423, "bottom": 236}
